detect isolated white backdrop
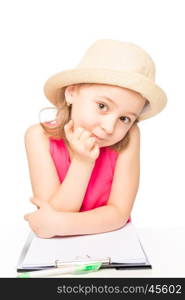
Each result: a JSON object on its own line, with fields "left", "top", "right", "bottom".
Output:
{"left": 0, "top": 0, "right": 184, "bottom": 276}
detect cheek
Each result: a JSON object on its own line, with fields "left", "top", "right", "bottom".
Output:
{"left": 113, "top": 127, "right": 129, "bottom": 142}
{"left": 71, "top": 104, "right": 98, "bottom": 128}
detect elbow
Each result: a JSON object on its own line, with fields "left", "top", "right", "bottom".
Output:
{"left": 116, "top": 216, "right": 129, "bottom": 230}
{"left": 109, "top": 205, "right": 130, "bottom": 229}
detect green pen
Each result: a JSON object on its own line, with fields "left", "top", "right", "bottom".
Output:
{"left": 17, "top": 262, "right": 103, "bottom": 278}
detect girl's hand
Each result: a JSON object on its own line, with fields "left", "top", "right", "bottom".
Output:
{"left": 24, "top": 197, "right": 60, "bottom": 238}
{"left": 64, "top": 120, "right": 100, "bottom": 163}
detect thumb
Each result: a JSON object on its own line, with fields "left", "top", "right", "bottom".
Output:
{"left": 30, "top": 197, "right": 43, "bottom": 208}
{"left": 92, "top": 144, "right": 100, "bottom": 159}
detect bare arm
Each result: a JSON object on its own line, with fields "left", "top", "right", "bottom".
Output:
{"left": 25, "top": 199, "right": 127, "bottom": 238}
{"left": 25, "top": 123, "right": 140, "bottom": 238}
{"left": 48, "top": 120, "right": 100, "bottom": 211}
{"left": 24, "top": 121, "right": 99, "bottom": 212}
{"left": 54, "top": 204, "right": 127, "bottom": 236}
{"left": 49, "top": 158, "right": 95, "bottom": 211}
{"left": 54, "top": 124, "right": 140, "bottom": 235}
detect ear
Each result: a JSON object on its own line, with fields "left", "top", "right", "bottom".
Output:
{"left": 64, "top": 85, "right": 78, "bottom": 105}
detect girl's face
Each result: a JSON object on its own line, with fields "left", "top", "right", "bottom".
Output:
{"left": 65, "top": 84, "right": 146, "bottom": 148}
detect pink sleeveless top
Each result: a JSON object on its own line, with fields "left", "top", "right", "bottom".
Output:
{"left": 49, "top": 138, "right": 130, "bottom": 222}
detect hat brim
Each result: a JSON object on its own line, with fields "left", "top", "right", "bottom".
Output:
{"left": 43, "top": 68, "right": 167, "bottom": 121}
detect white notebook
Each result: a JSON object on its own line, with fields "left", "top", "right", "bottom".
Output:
{"left": 17, "top": 223, "right": 151, "bottom": 271}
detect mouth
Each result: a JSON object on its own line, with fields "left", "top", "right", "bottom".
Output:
{"left": 91, "top": 134, "right": 104, "bottom": 140}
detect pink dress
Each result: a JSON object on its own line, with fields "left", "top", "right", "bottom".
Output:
{"left": 49, "top": 138, "right": 130, "bottom": 222}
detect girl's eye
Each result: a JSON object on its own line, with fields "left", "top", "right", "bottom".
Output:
{"left": 97, "top": 102, "right": 131, "bottom": 124}
{"left": 98, "top": 103, "right": 108, "bottom": 111}
{"left": 120, "top": 116, "right": 131, "bottom": 124}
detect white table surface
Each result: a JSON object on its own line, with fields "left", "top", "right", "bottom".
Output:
{"left": 52, "top": 227, "right": 185, "bottom": 278}
{"left": 1, "top": 226, "right": 185, "bottom": 278}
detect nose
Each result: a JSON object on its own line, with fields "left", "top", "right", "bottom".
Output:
{"left": 101, "top": 116, "right": 117, "bottom": 135}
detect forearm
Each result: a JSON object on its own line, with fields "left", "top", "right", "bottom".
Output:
{"left": 54, "top": 205, "right": 127, "bottom": 236}
{"left": 49, "top": 158, "right": 95, "bottom": 212}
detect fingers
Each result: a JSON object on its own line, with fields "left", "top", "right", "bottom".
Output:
{"left": 64, "top": 120, "right": 93, "bottom": 142}
{"left": 30, "top": 197, "right": 42, "bottom": 208}
{"left": 64, "top": 120, "right": 100, "bottom": 162}
{"left": 76, "top": 130, "right": 96, "bottom": 151}
{"left": 91, "top": 143, "right": 100, "bottom": 159}
{"left": 80, "top": 130, "right": 92, "bottom": 142}
{"left": 84, "top": 136, "right": 96, "bottom": 150}
{"left": 73, "top": 127, "right": 85, "bottom": 140}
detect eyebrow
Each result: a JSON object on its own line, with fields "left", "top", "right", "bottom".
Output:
{"left": 99, "top": 96, "right": 138, "bottom": 118}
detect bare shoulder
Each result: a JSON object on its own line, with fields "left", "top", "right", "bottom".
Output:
{"left": 24, "top": 123, "right": 61, "bottom": 203}
{"left": 24, "top": 123, "right": 47, "bottom": 138}
{"left": 24, "top": 123, "right": 49, "bottom": 146}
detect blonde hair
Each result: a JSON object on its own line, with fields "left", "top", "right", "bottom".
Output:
{"left": 39, "top": 83, "right": 142, "bottom": 153}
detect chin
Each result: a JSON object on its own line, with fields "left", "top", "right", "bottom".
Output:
{"left": 98, "top": 141, "right": 111, "bottom": 148}
{"left": 103, "top": 139, "right": 120, "bottom": 148}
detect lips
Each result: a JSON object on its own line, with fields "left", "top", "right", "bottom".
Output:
{"left": 91, "top": 133, "right": 104, "bottom": 140}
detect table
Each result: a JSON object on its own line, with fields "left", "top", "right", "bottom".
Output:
{"left": 53, "top": 227, "right": 185, "bottom": 278}
{"left": 1, "top": 226, "right": 185, "bottom": 277}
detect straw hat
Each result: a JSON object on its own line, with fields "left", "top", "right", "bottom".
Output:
{"left": 44, "top": 39, "right": 167, "bottom": 121}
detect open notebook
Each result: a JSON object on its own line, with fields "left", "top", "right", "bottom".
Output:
{"left": 17, "top": 223, "right": 151, "bottom": 272}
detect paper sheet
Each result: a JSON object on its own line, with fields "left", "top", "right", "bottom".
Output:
{"left": 22, "top": 223, "right": 146, "bottom": 267}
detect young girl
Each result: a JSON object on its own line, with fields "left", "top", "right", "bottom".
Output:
{"left": 24, "top": 39, "right": 167, "bottom": 238}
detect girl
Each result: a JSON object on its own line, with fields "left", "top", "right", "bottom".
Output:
{"left": 24, "top": 39, "right": 167, "bottom": 238}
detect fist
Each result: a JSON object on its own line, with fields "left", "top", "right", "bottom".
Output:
{"left": 64, "top": 120, "right": 100, "bottom": 163}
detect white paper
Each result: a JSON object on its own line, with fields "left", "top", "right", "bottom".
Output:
{"left": 21, "top": 223, "right": 146, "bottom": 268}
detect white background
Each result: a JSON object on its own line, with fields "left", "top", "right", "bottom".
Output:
{"left": 0, "top": 0, "right": 184, "bottom": 277}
